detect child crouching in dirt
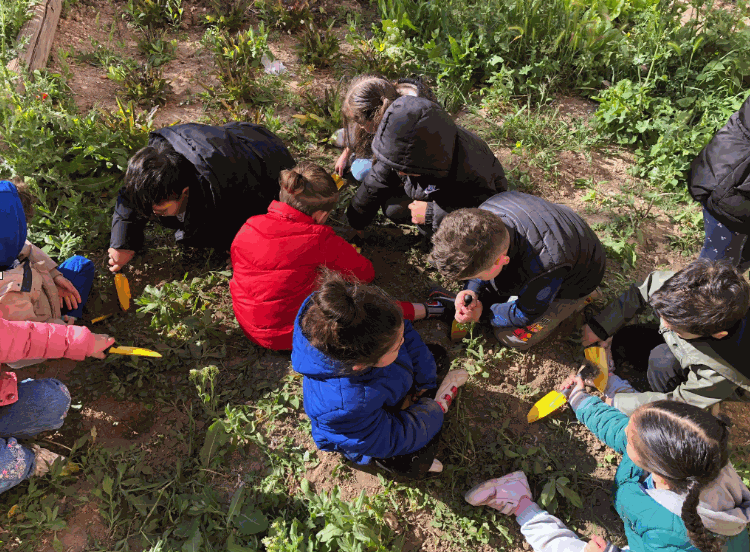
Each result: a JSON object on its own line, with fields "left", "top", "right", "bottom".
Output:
{"left": 230, "top": 162, "right": 465, "bottom": 351}
{"left": 291, "top": 270, "right": 468, "bottom": 478}
{"left": 582, "top": 258, "right": 750, "bottom": 415}
{"left": 467, "top": 378, "right": 750, "bottom": 552}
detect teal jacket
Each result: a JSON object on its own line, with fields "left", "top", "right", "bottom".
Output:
{"left": 571, "top": 393, "right": 750, "bottom": 552}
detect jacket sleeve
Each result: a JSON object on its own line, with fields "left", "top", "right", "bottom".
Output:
{"left": 489, "top": 268, "right": 568, "bottom": 329}
{"left": 322, "top": 233, "right": 375, "bottom": 283}
{"left": 345, "top": 161, "right": 403, "bottom": 230}
{"left": 326, "top": 397, "right": 444, "bottom": 460}
{"left": 588, "top": 271, "right": 670, "bottom": 339}
{"left": 0, "top": 318, "right": 97, "bottom": 363}
{"left": 570, "top": 393, "right": 629, "bottom": 455}
{"left": 110, "top": 189, "right": 148, "bottom": 251}
{"left": 613, "top": 365, "right": 739, "bottom": 415}
{"left": 402, "top": 320, "right": 437, "bottom": 392}
{"left": 22, "top": 241, "right": 58, "bottom": 275}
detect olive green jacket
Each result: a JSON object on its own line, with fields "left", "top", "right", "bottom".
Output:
{"left": 589, "top": 270, "right": 750, "bottom": 415}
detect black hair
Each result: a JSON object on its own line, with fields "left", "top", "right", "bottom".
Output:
{"left": 300, "top": 269, "right": 403, "bottom": 368}
{"left": 630, "top": 401, "right": 731, "bottom": 552}
{"left": 122, "top": 140, "right": 186, "bottom": 214}
{"left": 649, "top": 258, "right": 750, "bottom": 336}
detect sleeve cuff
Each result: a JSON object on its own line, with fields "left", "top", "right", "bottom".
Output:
{"left": 587, "top": 318, "right": 609, "bottom": 342}
{"left": 515, "top": 502, "right": 544, "bottom": 525}
{"left": 568, "top": 390, "right": 595, "bottom": 412}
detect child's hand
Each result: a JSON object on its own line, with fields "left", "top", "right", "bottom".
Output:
{"left": 91, "top": 334, "right": 116, "bottom": 359}
{"left": 334, "top": 149, "right": 350, "bottom": 176}
{"left": 408, "top": 201, "right": 428, "bottom": 225}
{"left": 582, "top": 324, "right": 612, "bottom": 349}
{"left": 108, "top": 248, "right": 135, "bottom": 273}
{"left": 455, "top": 290, "right": 482, "bottom": 323}
{"left": 559, "top": 373, "right": 585, "bottom": 395}
{"left": 53, "top": 275, "right": 82, "bottom": 311}
{"left": 583, "top": 535, "right": 608, "bottom": 552}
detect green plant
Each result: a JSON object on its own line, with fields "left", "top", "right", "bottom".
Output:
{"left": 189, "top": 364, "right": 221, "bottom": 415}
{"left": 110, "top": 62, "right": 170, "bottom": 106}
{"left": 292, "top": 83, "right": 343, "bottom": 139}
{"left": 125, "top": 0, "right": 183, "bottom": 29}
{"left": 344, "top": 23, "right": 401, "bottom": 78}
{"left": 0, "top": 0, "right": 34, "bottom": 59}
{"left": 296, "top": 19, "right": 341, "bottom": 68}
{"left": 75, "top": 38, "right": 132, "bottom": 69}
{"left": 202, "top": 0, "right": 254, "bottom": 31}
{"left": 260, "top": 0, "right": 311, "bottom": 33}
{"left": 137, "top": 27, "right": 177, "bottom": 67}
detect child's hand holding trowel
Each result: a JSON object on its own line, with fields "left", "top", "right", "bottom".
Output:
{"left": 92, "top": 334, "right": 116, "bottom": 359}
{"left": 455, "top": 290, "right": 482, "bottom": 324}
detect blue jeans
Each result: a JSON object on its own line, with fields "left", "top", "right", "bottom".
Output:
{"left": 699, "top": 208, "right": 750, "bottom": 273}
{"left": 57, "top": 255, "right": 95, "bottom": 319}
{"left": 0, "top": 379, "right": 71, "bottom": 494}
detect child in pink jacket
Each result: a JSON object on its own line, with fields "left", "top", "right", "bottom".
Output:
{"left": 0, "top": 305, "right": 114, "bottom": 494}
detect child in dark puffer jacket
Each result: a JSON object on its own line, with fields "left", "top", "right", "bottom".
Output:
{"left": 292, "top": 271, "right": 468, "bottom": 478}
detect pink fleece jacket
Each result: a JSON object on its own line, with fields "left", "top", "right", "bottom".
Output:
{"left": 1, "top": 318, "right": 96, "bottom": 363}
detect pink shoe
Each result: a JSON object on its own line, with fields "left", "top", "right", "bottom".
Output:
{"left": 464, "top": 471, "right": 531, "bottom": 514}
{"left": 434, "top": 369, "right": 468, "bottom": 413}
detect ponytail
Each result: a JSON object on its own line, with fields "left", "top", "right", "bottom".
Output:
{"left": 630, "top": 402, "right": 730, "bottom": 552}
{"left": 279, "top": 162, "right": 339, "bottom": 217}
{"left": 300, "top": 269, "right": 403, "bottom": 368}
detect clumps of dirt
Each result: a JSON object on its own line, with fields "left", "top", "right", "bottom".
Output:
{"left": 37, "top": 484, "right": 110, "bottom": 552}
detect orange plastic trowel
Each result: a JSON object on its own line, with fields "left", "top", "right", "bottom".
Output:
{"left": 527, "top": 346, "right": 611, "bottom": 423}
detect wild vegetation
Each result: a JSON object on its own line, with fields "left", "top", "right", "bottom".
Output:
{"left": 1, "top": 0, "right": 749, "bottom": 551}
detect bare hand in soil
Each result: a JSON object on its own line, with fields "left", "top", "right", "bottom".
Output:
{"left": 559, "top": 373, "right": 585, "bottom": 394}
{"left": 53, "top": 274, "right": 81, "bottom": 310}
{"left": 108, "top": 248, "right": 135, "bottom": 273}
{"left": 334, "top": 149, "right": 350, "bottom": 176}
{"left": 408, "top": 201, "right": 428, "bottom": 224}
{"left": 583, "top": 535, "right": 609, "bottom": 552}
{"left": 456, "top": 290, "right": 482, "bottom": 323}
{"left": 91, "top": 334, "right": 116, "bottom": 359}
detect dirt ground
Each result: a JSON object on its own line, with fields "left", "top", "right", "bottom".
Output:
{"left": 6, "top": 1, "right": 750, "bottom": 551}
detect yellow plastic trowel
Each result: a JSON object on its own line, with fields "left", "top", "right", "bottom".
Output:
{"left": 92, "top": 274, "right": 133, "bottom": 324}
{"left": 332, "top": 173, "right": 346, "bottom": 190}
{"left": 108, "top": 346, "right": 162, "bottom": 358}
{"left": 527, "top": 346, "right": 611, "bottom": 423}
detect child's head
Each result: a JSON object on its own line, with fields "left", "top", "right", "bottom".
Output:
{"left": 279, "top": 162, "right": 339, "bottom": 221}
{"left": 649, "top": 258, "right": 750, "bottom": 339}
{"left": 342, "top": 75, "right": 399, "bottom": 154}
{"left": 628, "top": 400, "right": 730, "bottom": 552}
{"left": 124, "top": 141, "right": 189, "bottom": 216}
{"left": 429, "top": 209, "right": 510, "bottom": 280}
{"left": 301, "top": 270, "right": 404, "bottom": 369}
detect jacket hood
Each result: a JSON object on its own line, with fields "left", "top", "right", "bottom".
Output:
{"left": 645, "top": 463, "right": 750, "bottom": 537}
{"left": 292, "top": 295, "right": 358, "bottom": 379}
{"left": 371, "top": 96, "right": 457, "bottom": 178}
{"left": 0, "top": 181, "right": 28, "bottom": 270}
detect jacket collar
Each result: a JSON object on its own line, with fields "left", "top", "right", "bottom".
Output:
{"left": 268, "top": 201, "right": 316, "bottom": 224}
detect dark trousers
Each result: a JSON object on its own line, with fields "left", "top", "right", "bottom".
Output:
{"left": 611, "top": 324, "right": 690, "bottom": 393}
{"left": 372, "top": 344, "right": 450, "bottom": 479}
{"left": 699, "top": 208, "right": 750, "bottom": 273}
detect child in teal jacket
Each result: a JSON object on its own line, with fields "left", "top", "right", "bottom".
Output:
{"left": 466, "top": 380, "right": 750, "bottom": 552}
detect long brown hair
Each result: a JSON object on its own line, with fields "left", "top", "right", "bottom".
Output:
{"left": 341, "top": 75, "right": 400, "bottom": 156}
{"left": 300, "top": 269, "right": 403, "bottom": 368}
{"left": 630, "top": 401, "right": 731, "bottom": 552}
{"left": 278, "top": 162, "right": 339, "bottom": 217}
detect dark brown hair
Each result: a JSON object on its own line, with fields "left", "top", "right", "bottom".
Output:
{"left": 279, "top": 162, "right": 339, "bottom": 217}
{"left": 341, "top": 75, "right": 400, "bottom": 156}
{"left": 300, "top": 269, "right": 403, "bottom": 368}
{"left": 429, "top": 208, "right": 510, "bottom": 279}
{"left": 630, "top": 401, "right": 731, "bottom": 552}
{"left": 649, "top": 258, "right": 750, "bottom": 336}
{"left": 11, "top": 177, "right": 36, "bottom": 222}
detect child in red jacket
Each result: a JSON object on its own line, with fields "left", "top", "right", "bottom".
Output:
{"left": 230, "top": 162, "right": 451, "bottom": 350}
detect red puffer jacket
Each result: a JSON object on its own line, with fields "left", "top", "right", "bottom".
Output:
{"left": 230, "top": 201, "right": 375, "bottom": 350}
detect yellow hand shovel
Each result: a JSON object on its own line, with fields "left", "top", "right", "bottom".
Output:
{"left": 108, "top": 346, "right": 162, "bottom": 358}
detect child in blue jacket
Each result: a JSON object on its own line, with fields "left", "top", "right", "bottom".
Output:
{"left": 291, "top": 270, "right": 468, "bottom": 478}
{"left": 466, "top": 378, "right": 750, "bottom": 552}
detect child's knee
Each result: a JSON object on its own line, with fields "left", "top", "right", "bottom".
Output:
{"left": 12, "top": 379, "right": 71, "bottom": 437}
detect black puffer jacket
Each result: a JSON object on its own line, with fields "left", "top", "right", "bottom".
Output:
{"left": 474, "top": 191, "right": 606, "bottom": 301}
{"left": 346, "top": 96, "right": 507, "bottom": 233}
{"left": 688, "top": 94, "right": 750, "bottom": 234}
{"left": 110, "top": 123, "right": 295, "bottom": 252}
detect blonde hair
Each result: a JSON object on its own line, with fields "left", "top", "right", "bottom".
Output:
{"left": 278, "top": 162, "right": 339, "bottom": 217}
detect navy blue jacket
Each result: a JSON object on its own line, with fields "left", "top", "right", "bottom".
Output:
{"left": 291, "top": 296, "right": 443, "bottom": 464}
{"left": 467, "top": 191, "right": 605, "bottom": 329}
{"left": 110, "top": 123, "right": 295, "bottom": 252}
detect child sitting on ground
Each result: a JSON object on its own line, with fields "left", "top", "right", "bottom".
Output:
{"left": 334, "top": 75, "right": 438, "bottom": 181}
{"left": 0, "top": 314, "right": 114, "bottom": 494}
{"left": 582, "top": 258, "right": 750, "bottom": 415}
{"left": 428, "top": 191, "right": 606, "bottom": 348}
{"left": 466, "top": 378, "right": 750, "bottom": 552}
{"left": 292, "top": 270, "right": 468, "bottom": 478}
{"left": 1, "top": 180, "right": 96, "bottom": 338}
{"left": 231, "top": 163, "right": 460, "bottom": 351}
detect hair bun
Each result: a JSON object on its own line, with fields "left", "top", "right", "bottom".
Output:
{"left": 280, "top": 169, "right": 306, "bottom": 195}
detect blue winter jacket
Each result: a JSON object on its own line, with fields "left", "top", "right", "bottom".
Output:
{"left": 571, "top": 394, "right": 750, "bottom": 552}
{"left": 291, "top": 296, "right": 444, "bottom": 464}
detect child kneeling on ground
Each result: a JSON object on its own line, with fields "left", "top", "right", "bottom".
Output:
{"left": 466, "top": 377, "right": 750, "bottom": 552}
{"left": 428, "top": 191, "right": 606, "bottom": 348}
{"left": 292, "top": 270, "right": 468, "bottom": 478}
{"left": 582, "top": 258, "right": 750, "bottom": 415}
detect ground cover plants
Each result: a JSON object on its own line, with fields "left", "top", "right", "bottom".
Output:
{"left": 1, "top": 0, "right": 750, "bottom": 551}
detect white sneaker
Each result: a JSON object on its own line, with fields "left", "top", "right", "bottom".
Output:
{"left": 32, "top": 445, "right": 65, "bottom": 477}
{"left": 428, "top": 459, "right": 443, "bottom": 473}
{"left": 435, "top": 369, "right": 469, "bottom": 413}
{"left": 464, "top": 471, "right": 532, "bottom": 515}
